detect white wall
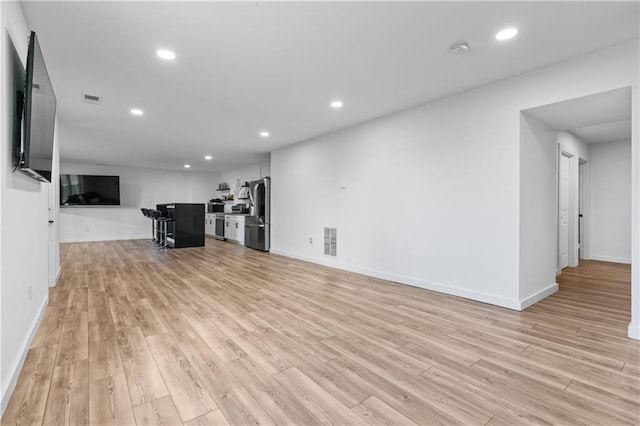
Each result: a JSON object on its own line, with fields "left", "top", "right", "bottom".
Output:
{"left": 272, "top": 87, "right": 522, "bottom": 307}
{"left": 271, "top": 41, "right": 638, "bottom": 315}
{"left": 0, "top": 2, "right": 57, "bottom": 413}
{"left": 589, "top": 140, "right": 632, "bottom": 263}
{"left": 59, "top": 161, "right": 217, "bottom": 242}
{"left": 519, "top": 113, "right": 558, "bottom": 306}
{"left": 187, "top": 171, "right": 218, "bottom": 204}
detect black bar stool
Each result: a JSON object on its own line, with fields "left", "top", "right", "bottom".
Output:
{"left": 140, "top": 208, "right": 155, "bottom": 243}
{"left": 157, "top": 216, "right": 174, "bottom": 248}
{"left": 141, "top": 208, "right": 173, "bottom": 249}
{"left": 149, "top": 210, "right": 164, "bottom": 247}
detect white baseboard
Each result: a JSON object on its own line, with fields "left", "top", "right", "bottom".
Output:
{"left": 60, "top": 234, "right": 149, "bottom": 243}
{"left": 0, "top": 295, "right": 49, "bottom": 416}
{"left": 590, "top": 255, "right": 631, "bottom": 264}
{"left": 519, "top": 283, "right": 559, "bottom": 310}
{"left": 629, "top": 323, "right": 640, "bottom": 340}
{"left": 269, "top": 248, "right": 521, "bottom": 310}
{"left": 50, "top": 266, "right": 62, "bottom": 288}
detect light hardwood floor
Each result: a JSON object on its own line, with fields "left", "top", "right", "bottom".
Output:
{"left": 3, "top": 239, "right": 639, "bottom": 425}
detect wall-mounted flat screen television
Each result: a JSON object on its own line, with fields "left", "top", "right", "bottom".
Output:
{"left": 60, "top": 175, "right": 121, "bottom": 206}
{"left": 13, "top": 31, "right": 57, "bottom": 183}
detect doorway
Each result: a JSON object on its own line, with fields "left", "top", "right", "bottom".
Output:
{"left": 556, "top": 144, "right": 581, "bottom": 273}
{"left": 520, "top": 86, "right": 634, "bottom": 337}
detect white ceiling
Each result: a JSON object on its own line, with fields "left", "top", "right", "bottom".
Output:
{"left": 524, "top": 87, "right": 632, "bottom": 143}
{"left": 21, "top": 1, "right": 639, "bottom": 172}
{"left": 572, "top": 121, "right": 632, "bottom": 144}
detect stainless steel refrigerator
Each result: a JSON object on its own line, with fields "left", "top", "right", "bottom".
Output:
{"left": 245, "top": 177, "right": 270, "bottom": 251}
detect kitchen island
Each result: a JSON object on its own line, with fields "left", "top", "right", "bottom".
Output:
{"left": 157, "top": 203, "right": 205, "bottom": 248}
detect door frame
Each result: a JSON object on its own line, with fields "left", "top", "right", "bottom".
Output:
{"left": 558, "top": 145, "right": 579, "bottom": 273}
{"left": 45, "top": 180, "right": 57, "bottom": 287}
{"left": 579, "top": 160, "right": 591, "bottom": 260}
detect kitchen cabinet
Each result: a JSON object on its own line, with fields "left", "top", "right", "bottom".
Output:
{"left": 204, "top": 213, "right": 216, "bottom": 237}
{"left": 224, "top": 215, "right": 234, "bottom": 242}
{"left": 224, "top": 214, "right": 246, "bottom": 245}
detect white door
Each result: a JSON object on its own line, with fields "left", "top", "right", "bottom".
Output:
{"left": 559, "top": 154, "right": 570, "bottom": 269}
{"left": 44, "top": 181, "right": 57, "bottom": 287}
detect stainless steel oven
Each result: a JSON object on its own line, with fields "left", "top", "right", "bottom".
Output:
{"left": 214, "top": 213, "right": 225, "bottom": 240}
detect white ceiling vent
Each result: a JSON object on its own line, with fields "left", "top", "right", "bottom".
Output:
{"left": 82, "top": 93, "right": 102, "bottom": 104}
{"left": 324, "top": 227, "right": 337, "bottom": 257}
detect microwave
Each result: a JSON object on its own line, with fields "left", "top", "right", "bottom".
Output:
{"left": 207, "top": 202, "right": 224, "bottom": 213}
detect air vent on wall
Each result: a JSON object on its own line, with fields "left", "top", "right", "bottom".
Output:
{"left": 324, "top": 227, "right": 337, "bottom": 257}
{"left": 82, "top": 93, "right": 102, "bottom": 104}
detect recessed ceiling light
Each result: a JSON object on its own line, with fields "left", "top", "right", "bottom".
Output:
{"left": 156, "top": 49, "right": 176, "bottom": 60}
{"left": 495, "top": 28, "right": 518, "bottom": 41}
{"left": 204, "top": 155, "right": 212, "bottom": 160}
{"left": 331, "top": 100, "right": 343, "bottom": 108}
{"left": 184, "top": 164, "right": 191, "bottom": 168}
{"left": 130, "top": 108, "right": 144, "bottom": 116}
{"left": 260, "top": 131, "right": 270, "bottom": 137}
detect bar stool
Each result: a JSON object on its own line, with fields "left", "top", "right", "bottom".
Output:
{"left": 149, "top": 210, "right": 164, "bottom": 247}
{"left": 140, "top": 208, "right": 154, "bottom": 244}
{"left": 157, "top": 216, "right": 174, "bottom": 249}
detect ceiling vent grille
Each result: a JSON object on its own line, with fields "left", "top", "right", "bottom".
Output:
{"left": 324, "top": 227, "right": 337, "bottom": 257}
{"left": 82, "top": 93, "right": 102, "bottom": 104}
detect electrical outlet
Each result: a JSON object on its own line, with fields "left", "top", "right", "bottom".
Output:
{"left": 28, "top": 284, "right": 32, "bottom": 300}
{"left": 309, "top": 237, "right": 313, "bottom": 245}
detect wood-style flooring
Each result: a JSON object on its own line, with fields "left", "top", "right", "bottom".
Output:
{"left": 2, "top": 238, "right": 639, "bottom": 425}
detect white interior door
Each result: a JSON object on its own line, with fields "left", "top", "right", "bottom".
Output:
{"left": 46, "top": 182, "right": 56, "bottom": 287}
{"left": 559, "top": 153, "right": 570, "bottom": 270}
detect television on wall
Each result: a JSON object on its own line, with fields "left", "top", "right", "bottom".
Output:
{"left": 13, "top": 31, "right": 57, "bottom": 183}
{"left": 60, "top": 175, "right": 121, "bottom": 206}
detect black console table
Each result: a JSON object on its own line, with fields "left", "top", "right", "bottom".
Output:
{"left": 156, "top": 203, "right": 205, "bottom": 248}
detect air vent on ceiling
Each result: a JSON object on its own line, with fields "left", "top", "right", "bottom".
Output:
{"left": 324, "top": 227, "right": 337, "bottom": 257}
{"left": 82, "top": 93, "right": 102, "bottom": 104}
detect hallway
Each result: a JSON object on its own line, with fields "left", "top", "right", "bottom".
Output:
{"left": 529, "top": 260, "right": 632, "bottom": 338}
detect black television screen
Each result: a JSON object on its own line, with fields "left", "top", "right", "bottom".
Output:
{"left": 60, "top": 175, "right": 121, "bottom": 206}
{"left": 13, "top": 31, "right": 57, "bottom": 183}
